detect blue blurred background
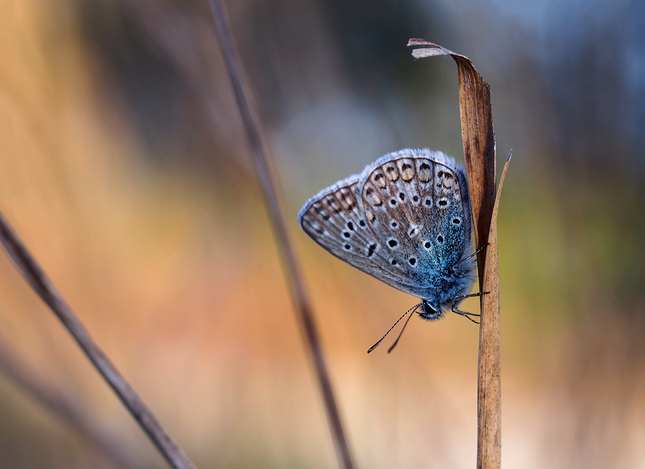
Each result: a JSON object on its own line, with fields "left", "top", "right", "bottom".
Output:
{"left": 1, "top": 0, "right": 644, "bottom": 467}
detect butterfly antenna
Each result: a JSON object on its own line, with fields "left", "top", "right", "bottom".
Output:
{"left": 367, "top": 303, "right": 421, "bottom": 354}
{"left": 386, "top": 308, "right": 417, "bottom": 353}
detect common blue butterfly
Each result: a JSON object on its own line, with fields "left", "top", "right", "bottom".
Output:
{"left": 298, "top": 149, "right": 481, "bottom": 351}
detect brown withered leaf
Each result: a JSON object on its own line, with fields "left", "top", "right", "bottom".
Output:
{"left": 408, "top": 38, "right": 508, "bottom": 469}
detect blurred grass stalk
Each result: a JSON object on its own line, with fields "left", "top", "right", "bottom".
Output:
{"left": 409, "top": 39, "right": 508, "bottom": 469}
{"left": 207, "top": 1, "right": 355, "bottom": 469}
{"left": 0, "top": 332, "right": 136, "bottom": 469}
{"left": 0, "top": 211, "right": 197, "bottom": 469}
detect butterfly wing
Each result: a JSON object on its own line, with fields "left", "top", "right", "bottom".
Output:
{"left": 298, "top": 149, "right": 475, "bottom": 302}
{"left": 356, "top": 149, "right": 474, "bottom": 300}
{"left": 298, "top": 174, "right": 421, "bottom": 290}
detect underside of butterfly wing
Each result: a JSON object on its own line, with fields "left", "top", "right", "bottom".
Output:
{"left": 298, "top": 149, "right": 477, "bottom": 307}
{"left": 357, "top": 149, "right": 475, "bottom": 302}
{"left": 298, "top": 176, "right": 395, "bottom": 281}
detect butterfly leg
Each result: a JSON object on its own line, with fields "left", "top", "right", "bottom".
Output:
{"left": 456, "top": 291, "right": 490, "bottom": 301}
{"left": 450, "top": 291, "right": 492, "bottom": 324}
{"left": 451, "top": 306, "right": 480, "bottom": 324}
{"left": 450, "top": 291, "right": 490, "bottom": 305}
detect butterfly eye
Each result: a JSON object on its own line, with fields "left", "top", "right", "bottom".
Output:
{"left": 358, "top": 219, "right": 366, "bottom": 227}
{"left": 423, "top": 197, "right": 433, "bottom": 207}
{"left": 408, "top": 225, "right": 420, "bottom": 238}
{"left": 342, "top": 231, "right": 352, "bottom": 239}
{"left": 389, "top": 220, "right": 398, "bottom": 230}
{"left": 398, "top": 192, "right": 406, "bottom": 202}
{"left": 389, "top": 198, "right": 398, "bottom": 207}
{"left": 452, "top": 217, "right": 461, "bottom": 226}
{"left": 389, "top": 258, "right": 398, "bottom": 266}
{"left": 423, "top": 241, "right": 432, "bottom": 251}
{"left": 342, "top": 243, "right": 352, "bottom": 251}
{"left": 437, "top": 198, "right": 449, "bottom": 208}
{"left": 408, "top": 257, "right": 417, "bottom": 266}
{"left": 437, "top": 235, "right": 444, "bottom": 244}
{"left": 412, "top": 194, "right": 420, "bottom": 204}
{"left": 387, "top": 238, "right": 399, "bottom": 249}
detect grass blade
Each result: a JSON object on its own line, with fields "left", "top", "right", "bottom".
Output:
{"left": 408, "top": 39, "right": 505, "bottom": 469}
{"left": 208, "top": 2, "right": 355, "bottom": 468}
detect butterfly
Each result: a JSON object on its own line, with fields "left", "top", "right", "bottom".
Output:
{"left": 298, "top": 148, "right": 482, "bottom": 352}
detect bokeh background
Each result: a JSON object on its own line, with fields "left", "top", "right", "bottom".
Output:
{"left": 1, "top": 0, "right": 644, "bottom": 468}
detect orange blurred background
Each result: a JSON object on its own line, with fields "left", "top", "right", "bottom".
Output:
{"left": 1, "top": 0, "right": 644, "bottom": 468}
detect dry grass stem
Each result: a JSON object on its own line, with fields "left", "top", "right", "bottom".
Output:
{"left": 208, "top": 2, "right": 355, "bottom": 468}
{"left": 408, "top": 39, "right": 505, "bottom": 469}
{"left": 0, "top": 333, "right": 138, "bottom": 469}
{"left": 0, "top": 212, "right": 196, "bottom": 469}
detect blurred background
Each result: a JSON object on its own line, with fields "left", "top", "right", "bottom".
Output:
{"left": 1, "top": 0, "right": 644, "bottom": 467}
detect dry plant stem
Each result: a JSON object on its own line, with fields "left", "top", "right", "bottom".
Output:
{"left": 408, "top": 39, "right": 501, "bottom": 469}
{"left": 0, "top": 212, "right": 196, "bottom": 469}
{"left": 207, "top": 2, "right": 355, "bottom": 469}
{"left": 0, "top": 333, "right": 138, "bottom": 469}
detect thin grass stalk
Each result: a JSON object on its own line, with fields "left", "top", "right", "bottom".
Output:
{"left": 0, "top": 333, "right": 138, "bottom": 469}
{"left": 408, "top": 39, "right": 505, "bottom": 469}
{"left": 0, "top": 211, "right": 196, "bottom": 469}
{"left": 207, "top": 2, "right": 355, "bottom": 469}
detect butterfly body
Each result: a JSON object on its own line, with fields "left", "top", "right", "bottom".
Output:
{"left": 298, "top": 149, "right": 476, "bottom": 320}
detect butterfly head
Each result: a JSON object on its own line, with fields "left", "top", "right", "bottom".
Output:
{"left": 419, "top": 300, "right": 444, "bottom": 320}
